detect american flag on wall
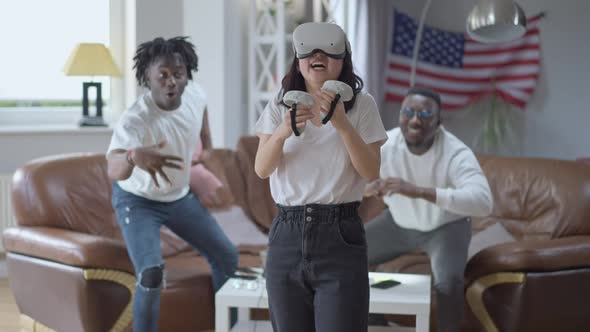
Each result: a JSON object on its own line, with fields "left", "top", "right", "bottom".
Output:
{"left": 385, "top": 10, "right": 543, "bottom": 110}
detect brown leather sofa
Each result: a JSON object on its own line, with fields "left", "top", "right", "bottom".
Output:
{"left": 1, "top": 141, "right": 266, "bottom": 332}
{"left": 4, "top": 136, "right": 590, "bottom": 332}
{"left": 361, "top": 154, "right": 590, "bottom": 332}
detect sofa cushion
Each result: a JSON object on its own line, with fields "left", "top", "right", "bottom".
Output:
{"left": 209, "top": 149, "right": 249, "bottom": 215}
{"left": 467, "top": 222, "right": 515, "bottom": 261}
{"left": 477, "top": 155, "right": 590, "bottom": 239}
{"left": 375, "top": 252, "right": 431, "bottom": 275}
{"left": 191, "top": 140, "right": 235, "bottom": 210}
{"left": 11, "top": 153, "right": 120, "bottom": 237}
{"left": 165, "top": 252, "right": 212, "bottom": 288}
{"left": 235, "top": 136, "right": 277, "bottom": 232}
{"left": 212, "top": 206, "right": 268, "bottom": 247}
{"left": 190, "top": 164, "right": 234, "bottom": 210}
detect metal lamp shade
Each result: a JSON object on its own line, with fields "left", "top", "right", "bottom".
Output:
{"left": 466, "top": 0, "right": 527, "bottom": 43}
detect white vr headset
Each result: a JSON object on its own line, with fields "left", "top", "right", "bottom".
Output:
{"left": 292, "top": 22, "right": 351, "bottom": 59}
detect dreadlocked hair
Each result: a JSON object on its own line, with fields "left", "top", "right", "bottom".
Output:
{"left": 133, "top": 36, "right": 199, "bottom": 87}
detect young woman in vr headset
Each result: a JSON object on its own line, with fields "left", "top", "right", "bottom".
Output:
{"left": 254, "top": 23, "right": 387, "bottom": 332}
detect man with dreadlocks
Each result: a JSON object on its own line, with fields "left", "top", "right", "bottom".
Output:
{"left": 106, "top": 36, "right": 238, "bottom": 332}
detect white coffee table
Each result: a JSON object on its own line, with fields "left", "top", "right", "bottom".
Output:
{"left": 215, "top": 272, "right": 431, "bottom": 332}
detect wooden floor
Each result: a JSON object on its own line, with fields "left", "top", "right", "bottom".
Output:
{"left": 0, "top": 278, "right": 20, "bottom": 332}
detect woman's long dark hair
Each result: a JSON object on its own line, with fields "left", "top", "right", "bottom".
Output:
{"left": 278, "top": 50, "right": 364, "bottom": 112}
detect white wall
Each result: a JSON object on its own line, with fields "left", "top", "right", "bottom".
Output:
{"left": 136, "top": 0, "right": 185, "bottom": 42}
{"left": 386, "top": 0, "right": 590, "bottom": 159}
{"left": 183, "top": 0, "right": 247, "bottom": 148}
{"left": 0, "top": 128, "right": 112, "bottom": 173}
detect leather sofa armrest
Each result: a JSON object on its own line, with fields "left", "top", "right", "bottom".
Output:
{"left": 2, "top": 226, "right": 134, "bottom": 273}
{"left": 465, "top": 235, "right": 590, "bottom": 285}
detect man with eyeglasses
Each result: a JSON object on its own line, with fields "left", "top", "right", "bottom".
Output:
{"left": 364, "top": 87, "right": 493, "bottom": 332}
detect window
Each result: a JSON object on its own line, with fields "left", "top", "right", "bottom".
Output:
{"left": 0, "top": 0, "right": 111, "bottom": 125}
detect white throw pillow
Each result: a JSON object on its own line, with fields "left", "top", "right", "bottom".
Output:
{"left": 211, "top": 206, "right": 268, "bottom": 246}
{"left": 468, "top": 223, "right": 515, "bottom": 261}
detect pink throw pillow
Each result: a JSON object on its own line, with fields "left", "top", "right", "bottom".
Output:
{"left": 190, "top": 164, "right": 223, "bottom": 197}
{"left": 190, "top": 141, "right": 234, "bottom": 210}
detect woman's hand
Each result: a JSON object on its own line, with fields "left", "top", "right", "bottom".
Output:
{"left": 275, "top": 106, "right": 315, "bottom": 140}
{"left": 313, "top": 89, "right": 350, "bottom": 132}
{"left": 380, "top": 177, "right": 419, "bottom": 198}
{"left": 364, "top": 179, "right": 387, "bottom": 197}
{"left": 131, "top": 140, "right": 184, "bottom": 187}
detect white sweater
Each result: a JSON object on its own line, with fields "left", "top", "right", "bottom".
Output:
{"left": 380, "top": 127, "right": 493, "bottom": 231}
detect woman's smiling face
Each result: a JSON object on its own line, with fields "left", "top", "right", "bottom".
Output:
{"left": 298, "top": 51, "right": 343, "bottom": 86}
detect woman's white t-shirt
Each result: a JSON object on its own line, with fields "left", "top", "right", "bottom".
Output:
{"left": 255, "top": 90, "right": 387, "bottom": 206}
{"left": 107, "top": 82, "right": 207, "bottom": 202}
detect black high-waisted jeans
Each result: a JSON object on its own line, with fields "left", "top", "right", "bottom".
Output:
{"left": 265, "top": 202, "right": 369, "bottom": 332}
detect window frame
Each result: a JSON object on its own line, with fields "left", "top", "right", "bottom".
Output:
{"left": 0, "top": 0, "right": 135, "bottom": 128}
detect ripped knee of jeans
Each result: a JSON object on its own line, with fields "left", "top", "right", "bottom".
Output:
{"left": 138, "top": 265, "right": 164, "bottom": 290}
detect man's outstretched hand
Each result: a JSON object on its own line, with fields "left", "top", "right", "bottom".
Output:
{"left": 131, "top": 140, "right": 184, "bottom": 188}
{"left": 365, "top": 177, "right": 420, "bottom": 198}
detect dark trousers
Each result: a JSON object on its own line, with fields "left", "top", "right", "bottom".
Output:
{"left": 365, "top": 209, "right": 472, "bottom": 332}
{"left": 265, "top": 202, "right": 369, "bottom": 332}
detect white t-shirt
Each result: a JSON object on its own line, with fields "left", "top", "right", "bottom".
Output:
{"left": 107, "top": 82, "right": 207, "bottom": 202}
{"left": 255, "top": 90, "right": 387, "bottom": 205}
{"left": 381, "top": 127, "right": 493, "bottom": 231}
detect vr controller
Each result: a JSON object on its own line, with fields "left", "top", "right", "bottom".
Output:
{"left": 282, "top": 80, "right": 353, "bottom": 137}
{"left": 283, "top": 90, "right": 314, "bottom": 135}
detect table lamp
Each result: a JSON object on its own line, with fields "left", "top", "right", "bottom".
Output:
{"left": 63, "top": 43, "right": 121, "bottom": 127}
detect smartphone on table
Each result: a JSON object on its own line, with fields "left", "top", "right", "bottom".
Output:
{"left": 370, "top": 279, "right": 401, "bottom": 289}
{"left": 231, "top": 267, "right": 260, "bottom": 280}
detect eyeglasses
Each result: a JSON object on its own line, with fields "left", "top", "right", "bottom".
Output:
{"left": 402, "top": 108, "right": 434, "bottom": 120}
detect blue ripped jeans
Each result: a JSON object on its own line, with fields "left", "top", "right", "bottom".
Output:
{"left": 112, "top": 183, "right": 238, "bottom": 332}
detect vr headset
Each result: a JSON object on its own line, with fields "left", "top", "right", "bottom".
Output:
{"left": 292, "top": 22, "right": 351, "bottom": 59}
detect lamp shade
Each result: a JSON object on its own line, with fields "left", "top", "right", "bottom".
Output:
{"left": 63, "top": 43, "right": 121, "bottom": 77}
{"left": 466, "top": 0, "right": 527, "bottom": 43}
